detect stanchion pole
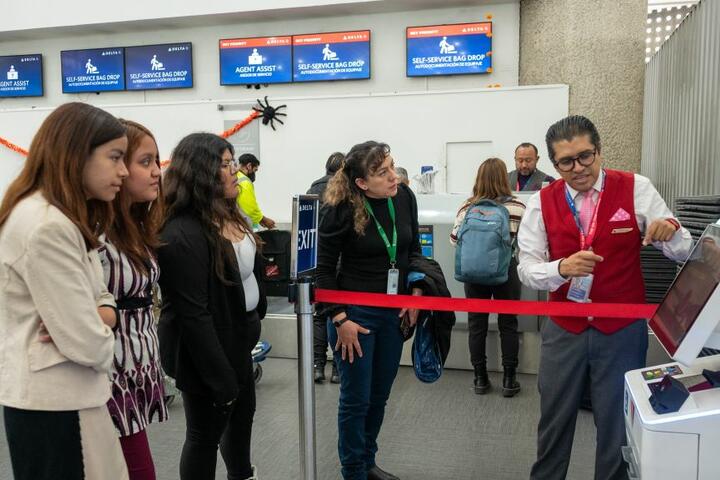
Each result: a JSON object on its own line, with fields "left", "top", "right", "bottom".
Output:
{"left": 294, "top": 277, "right": 317, "bottom": 480}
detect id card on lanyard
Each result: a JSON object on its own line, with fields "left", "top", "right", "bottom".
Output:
{"left": 564, "top": 173, "right": 605, "bottom": 304}
{"left": 363, "top": 197, "right": 400, "bottom": 295}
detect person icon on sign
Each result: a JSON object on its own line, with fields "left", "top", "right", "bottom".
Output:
{"left": 85, "top": 59, "right": 99, "bottom": 74}
{"left": 322, "top": 44, "right": 338, "bottom": 61}
{"left": 439, "top": 36, "right": 456, "bottom": 54}
{"left": 150, "top": 55, "right": 165, "bottom": 71}
{"left": 7, "top": 65, "right": 18, "bottom": 80}
{"left": 248, "top": 48, "right": 263, "bottom": 65}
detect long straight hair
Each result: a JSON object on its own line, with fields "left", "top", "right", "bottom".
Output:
{"left": 0, "top": 102, "right": 126, "bottom": 250}
{"left": 465, "top": 157, "right": 513, "bottom": 206}
{"left": 324, "top": 141, "right": 390, "bottom": 235}
{"left": 162, "top": 132, "right": 257, "bottom": 284}
{"left": 105, "top": 119, "right": 163, "bottom": 274}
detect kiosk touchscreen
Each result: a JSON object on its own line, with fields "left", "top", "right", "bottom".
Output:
{"left": 624, "top": 223, "right": 720, "bottom": 479}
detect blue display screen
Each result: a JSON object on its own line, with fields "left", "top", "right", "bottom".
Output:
{"left": 125, "top": 42, "right": 193, "bottom": 90}
{"left": 220, "top": 36, "right": 292, "bottom": 85}
{"left": 407, "top": 22, "right": 492, "bottom": 77}
{"left": 61, "top": 47, "right": 125, "bottom": 93}
{"left": 0, "top": 54, "right": 43, "bottom": 98}
{"left": 293, "top": 30, "right": 370, "bottom": 82}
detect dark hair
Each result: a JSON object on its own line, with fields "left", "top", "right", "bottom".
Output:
{"left": 324, "top": 141, "right": 390, "bottom": 235}
{"left": 0, "top": 102, "right": 126, "bottom": 250}
{"left": 545, "top": 115, "right": 601, "bottom": 161}
{"left": 515, "top": 142, "right": 539, "bottom": 156}
{"left": 162, "top": 133, "right": 257, "bottom": 284}
{"left": 238, "top": 153, "right": 260, "bottom": 167}
{"left": 107, "top": 119, "right": 163, "bottom": 274}
{"left": 325, "top": 152, "right": 345, "bottom": 175}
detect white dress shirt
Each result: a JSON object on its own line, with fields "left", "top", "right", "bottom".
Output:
{"left": 517, "top": 170, "right": 694, "bottom": 292}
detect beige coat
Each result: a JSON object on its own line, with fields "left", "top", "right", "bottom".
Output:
{"left": 0, "top": 192, "right": 116, "bottom": 411}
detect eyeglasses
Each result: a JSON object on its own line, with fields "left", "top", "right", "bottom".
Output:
{"left": 221, "top": 158, "right": 238, "bottom": 170}
{"left": 553, "top": 150, "right": 597, "bottom": 172}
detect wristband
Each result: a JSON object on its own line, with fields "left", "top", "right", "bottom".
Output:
{"left": 333, "top": 317, "right": 349, "bottom": 328}
{"left": 665, "top": 218, "right": 681, "bottom": 231}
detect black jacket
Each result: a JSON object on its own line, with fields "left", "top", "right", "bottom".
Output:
{"left": 408, "top": 255, "right": 456, "bottom": 365}
{"left": 157, "top": 214, "right": 266, "bottom": 405}
{"left": 306, "top": 174, "right": 332, "bottom": 200}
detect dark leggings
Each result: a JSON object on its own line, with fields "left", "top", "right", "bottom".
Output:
{"left": 464, "top": 257, "right": 521, "bottom": 369}
{"left": 179, "top": 312, "right": 260, "bottom": 480}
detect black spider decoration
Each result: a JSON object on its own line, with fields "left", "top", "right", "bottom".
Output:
{"left": 252, "top": 96, "right": 287, "bottom": 131}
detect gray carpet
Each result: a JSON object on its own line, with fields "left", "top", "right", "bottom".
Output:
{"left": 0, "top": 358, "right": 597, "bottom": 479}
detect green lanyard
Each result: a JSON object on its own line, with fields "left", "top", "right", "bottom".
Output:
{"left": 363, "top": 197, "right": 397, "bottom": 267}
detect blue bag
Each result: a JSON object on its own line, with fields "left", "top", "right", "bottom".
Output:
{"left": 412, "top": 314, "right": 443, "bottom": 383}
{"left": 454, "top": 199, "right": 512, "bottom": 285}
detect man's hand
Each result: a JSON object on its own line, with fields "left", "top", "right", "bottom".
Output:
{"left": 643, "top": 219, "right": 678, "bottom": 246}
{"left": 559, "top": 250, "right": 604, "bottom": 278}
{"left": 260, "top": 216, "right": 276, "bottom": 229}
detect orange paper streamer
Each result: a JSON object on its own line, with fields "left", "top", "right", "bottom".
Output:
{"left": 0, "top": 136, "right": 29, "bottom": 156}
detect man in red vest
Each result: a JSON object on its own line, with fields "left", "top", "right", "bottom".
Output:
{"left": 517, "top": 115, "right": 693, "bottom": 480}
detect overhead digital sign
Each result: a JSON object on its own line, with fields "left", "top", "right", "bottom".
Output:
{"left": 0, "top": 54, "right": 43, "bottom": 97}
{"left": 406, "top": 22, "right": 492, "bottom": 77}
{"left": 125, "top": 42, "right": 193, "bottom": 91}
{"left": 293, "top": 30, "right": 371, "bottom": 82}
{"left": 61, "top": 47, "right": 125, "bottom": 93}
{"left": 220, "top": 36, "right": 292, "bottom": 85}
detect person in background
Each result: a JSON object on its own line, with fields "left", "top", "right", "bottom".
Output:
{"left": 450, "top": 158, "right": 525, "bottom": 397}
{"left": 236, "top": 153, "right": 275, "bottom": 230}
{"left": 158, "top": 133, "right": 266, "bottom": 480}
{"left": 100, "top": 119, "right": 168, "bottom": 480}
{"left": 307, "top": 151, "right": 346, "bottom": 384}
{"left": 0, "top": 102, "right": 129, "bottom": 480}
{"left": 395, "top": 167, "right": 410, "bottom": 187}
{"left": 318, "top": 141, "right": 423, "bottom": 480}
{"left": 508, "top": 142, "right": 555, "bottom": 191}
{"left": 517, "top": 115, "right": 693, "bottom": 480}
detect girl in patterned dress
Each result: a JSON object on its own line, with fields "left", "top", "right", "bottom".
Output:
{"left": 100, "top": 119, "right": 168, "bottom": 480}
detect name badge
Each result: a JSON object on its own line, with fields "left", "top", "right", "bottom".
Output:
{"left": 387, "top": 268, "right": 400, "bottom": 295}
{"left": 567, "top": 274, "right": 593, "bottom": 304}
{"left": 611, "top": 227, "right": 633, "bottom": 234}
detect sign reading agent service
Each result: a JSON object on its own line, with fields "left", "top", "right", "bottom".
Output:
{"left": 0, "top": 54, "right": 43, "bottom": 98}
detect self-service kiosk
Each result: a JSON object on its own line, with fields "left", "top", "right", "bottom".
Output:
{"left": 624, "top": 223, "right": 720, "bottom": 479}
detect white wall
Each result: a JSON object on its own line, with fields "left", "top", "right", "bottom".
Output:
{"left": 0, "top": 2, "right": 550, "bottom": 223}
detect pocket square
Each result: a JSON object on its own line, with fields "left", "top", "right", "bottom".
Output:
{"left": 610, "top": 208, "right": 631, "bottom": 222}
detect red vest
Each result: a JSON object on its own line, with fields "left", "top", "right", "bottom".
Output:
{"left": 540, "top": 169, "right": 645, "bottom": 334}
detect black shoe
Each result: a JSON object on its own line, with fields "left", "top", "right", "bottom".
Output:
{"left": 502, "top": 367, "right": 521, "bottom": 398}
{"left": 367, "top": 465, "right": 400, "bottom": 480}
{"left": 314, "top": 365, "right": 325, "bottom": 384}
{"left": 473, "top": 365, "right": 491, "bottom": 395}
{"left": 330, "top": 363, "right": 340, "bottom": 384}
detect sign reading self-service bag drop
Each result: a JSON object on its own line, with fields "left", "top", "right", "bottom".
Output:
{"left": 406, "top": 22, "right": 492, "bottom": 77}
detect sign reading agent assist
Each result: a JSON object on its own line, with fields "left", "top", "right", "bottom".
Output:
{"left": 220, "top": 36, "right": 292, "bottom": 85}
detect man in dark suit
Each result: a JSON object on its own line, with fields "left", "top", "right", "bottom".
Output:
{"left": 508, "top": 142, "right": 555, "bottom": 191}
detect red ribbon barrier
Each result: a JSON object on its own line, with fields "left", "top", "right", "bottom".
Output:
{"left": 315, "top": 289, "right": 658, "bottom": 319}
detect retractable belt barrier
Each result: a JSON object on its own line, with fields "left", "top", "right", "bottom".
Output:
{"left": 315, "top": 289, "right": 658, "bottom": 319}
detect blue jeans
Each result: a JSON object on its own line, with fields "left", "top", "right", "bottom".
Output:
{"left": 327, "top": 305, "right": 404, "bottom": 480}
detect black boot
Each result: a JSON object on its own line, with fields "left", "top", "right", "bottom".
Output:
{"left": 502, "top": 367, "right": 521, "bottom": 398}
{"left": 367, "top": 465, "right": 400, "bottom": 480}
{"left": 473, "top": 365, "right": 491, "bottom": 395}
{"left": 330, "top": 361, "right": 340, "bottom": 384}
{"left": 314, "top": 364, "right": 325, "bottom": 384}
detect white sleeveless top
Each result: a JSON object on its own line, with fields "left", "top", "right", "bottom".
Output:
{"left": 232, "top": 235, "right": 259, "bottom": 312}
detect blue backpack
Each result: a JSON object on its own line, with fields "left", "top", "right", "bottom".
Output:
{"left": 454, "top": 199, "right": 512, "bottom": 285}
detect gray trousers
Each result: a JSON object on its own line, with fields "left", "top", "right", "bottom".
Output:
{"left": 530, "top": 319, "right": 648, "bottom": 480}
